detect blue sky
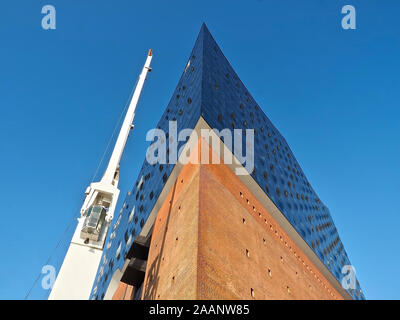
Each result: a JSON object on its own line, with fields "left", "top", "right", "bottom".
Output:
{"left": 0, "top": 0, "right": 399, "bottom": 300}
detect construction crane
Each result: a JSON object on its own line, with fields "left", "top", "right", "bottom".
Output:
{"left": 49, "top": 50, "right": 153, "bottom": 300}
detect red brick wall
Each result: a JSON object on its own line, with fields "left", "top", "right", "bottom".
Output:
{"left": 116, "top": 139, "right": 344, "bottom": 300}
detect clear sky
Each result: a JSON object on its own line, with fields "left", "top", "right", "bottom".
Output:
{"left": 0, "top": 0, "right": 399, "bottom": 300}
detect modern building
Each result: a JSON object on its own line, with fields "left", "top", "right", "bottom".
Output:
{"left": 90, "top": 24, "right": 364, "bottom": 300}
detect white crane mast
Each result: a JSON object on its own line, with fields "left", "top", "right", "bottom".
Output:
{"left": 49, "top": 50, "right": 153, "bottom": 300}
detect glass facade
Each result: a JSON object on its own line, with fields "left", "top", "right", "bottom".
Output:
{"left": 90, "top": 24, "right": 364, "bottom": 300}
